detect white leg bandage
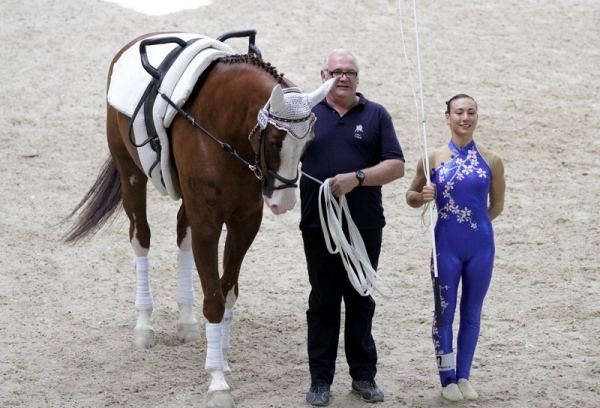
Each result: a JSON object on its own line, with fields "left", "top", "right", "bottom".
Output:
{"left": 221, "top": 308, "right": 233, "bottom": 351}
{"left": 135, "top": 256, "right": 153, "bottom": 310}
{"left": 176, "top": 249, "right": 195, "bottom": 305}
{"left": 205, "top": 323, "right": 224, "bottom": 371}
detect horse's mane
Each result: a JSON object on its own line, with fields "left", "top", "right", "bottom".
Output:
{"left": 218, "top": 54, "right": 284, "bottom": 83}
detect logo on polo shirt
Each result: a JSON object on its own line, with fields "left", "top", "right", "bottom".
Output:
{"left": 354, "top": 124, "right": 363, "bottom": 139}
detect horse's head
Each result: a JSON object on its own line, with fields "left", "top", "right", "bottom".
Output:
{"left": 258, "top": 78, "right": 335, "bottom": 215}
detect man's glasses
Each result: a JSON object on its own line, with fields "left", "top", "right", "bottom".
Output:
{"left": 325, "top": 69, "right": 358, "bottom": 79}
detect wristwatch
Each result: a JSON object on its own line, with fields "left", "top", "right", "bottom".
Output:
{"left": 355, "top": 170, "right": 365, "bottom": 186}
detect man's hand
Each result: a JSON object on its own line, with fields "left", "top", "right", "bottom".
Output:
{"left": 328, "top": 173, "right": 358, "bottom": 197}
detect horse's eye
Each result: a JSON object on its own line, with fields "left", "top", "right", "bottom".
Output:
{"left": 268, "top": 141, "right": 283, "bottom": 152}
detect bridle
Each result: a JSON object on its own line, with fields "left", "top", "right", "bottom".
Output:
{"left": 158, "top": 88, "right": 315, "bottom": 197}
{"left": 253, "top": 89, "right": 316, "bottom": 196}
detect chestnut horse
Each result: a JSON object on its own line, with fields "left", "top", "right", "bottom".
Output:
{"left": 63, "top": 31, "right": 334, "bottom": 407}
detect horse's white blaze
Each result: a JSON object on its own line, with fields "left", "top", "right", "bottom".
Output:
{"left": 263, "top": 78, "right": 336, "bottom": 215}
{"left": 263, "top": 136, "right": 309, "bottom": 214}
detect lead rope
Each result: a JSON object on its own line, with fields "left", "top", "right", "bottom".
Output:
{"left": 302, "top": 172, "right": 395, "bottom": 299}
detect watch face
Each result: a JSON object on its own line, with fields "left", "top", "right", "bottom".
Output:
{"left": 356, "top": 170, "right": 365, "bottom": 184}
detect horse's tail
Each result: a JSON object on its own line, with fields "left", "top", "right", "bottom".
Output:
{"left": 62, "top": 156, "right": 122, "bottom": 244}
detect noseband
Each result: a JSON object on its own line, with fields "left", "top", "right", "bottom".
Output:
{"left": 250, "top": 109, "right": 315, "bottom": 197}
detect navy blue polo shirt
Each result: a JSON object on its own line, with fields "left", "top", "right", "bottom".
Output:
{"left": 299, "top": 93, "right": 404, "bottom": 230}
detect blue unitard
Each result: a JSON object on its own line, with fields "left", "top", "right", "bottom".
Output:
{"left": 431, "top": 140, "right": 495, "bottom": 387}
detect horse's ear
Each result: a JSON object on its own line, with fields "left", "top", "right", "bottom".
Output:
{"left": 308, "top": 78, "right": 336, "bottom": 108}
{"left": 269, "top": 84, "right": 285, "bottom": 112}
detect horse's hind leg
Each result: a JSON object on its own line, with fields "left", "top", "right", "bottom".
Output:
{"left": 119, "top": 165, "right": 155, "bottom": 349}
{"left": 107, "top": 109, "right": 155, "bottom": 349}
{"left": 175, "top": 202, "right": 201, "bottom": 343}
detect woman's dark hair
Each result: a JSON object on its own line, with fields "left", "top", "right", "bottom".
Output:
{"left": 445, "top": 94, "right": 477, "bottom": 114}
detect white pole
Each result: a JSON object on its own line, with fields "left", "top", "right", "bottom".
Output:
{"left": 411, "top": 0, "right": 443, "bottom": 326}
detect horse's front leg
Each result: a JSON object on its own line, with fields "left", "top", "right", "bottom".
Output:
{"left": 218, "top": 211, "right": 264, "bottom": 386}
{"left": 190, "top": 222, "right": 232, "bottom": 401}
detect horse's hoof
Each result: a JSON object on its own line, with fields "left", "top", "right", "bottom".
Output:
{"left": 224, "top": 371, "right": 235, "bottom": 390}
{"left": 132, "top": 328, "right": 155, "bottom": 349}
{"left": 207, "top": 390, "right": 234, "bottom": 408}
{"left": 177, "top": 323, "right": 201, "bottom": 343}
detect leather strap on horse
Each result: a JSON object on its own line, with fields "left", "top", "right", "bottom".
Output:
{"left": 126, "top": 36, "right": 200, "bottom": 185}
{"left": 157, "top": 89, "right": 262, "bottom": 177}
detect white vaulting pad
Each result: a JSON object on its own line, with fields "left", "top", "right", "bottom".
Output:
{"left": 108, "top": 32, "right": 199, "bottom": 116}
{"left": 107, "top": 32, "right": 234, "bottom": 117}
{"left": 106, "top": 33, "right": 235, "bottom": 199}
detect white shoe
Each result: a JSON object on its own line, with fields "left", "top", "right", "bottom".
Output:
{"left": 457, "top": 378, "right": 479, "bottom": 400}
{"left": 441, "top": 383, "right": 464, "bottom": 401}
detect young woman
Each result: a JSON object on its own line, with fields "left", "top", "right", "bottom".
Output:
{"left": 406, "top": 94, "right": 505, "bottom": 401}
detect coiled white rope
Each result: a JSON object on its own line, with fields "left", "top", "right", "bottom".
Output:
{"left": 302, "top": 172, "right": 395, "bottom": 299}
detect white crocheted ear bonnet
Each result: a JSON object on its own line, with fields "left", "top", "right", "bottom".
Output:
{"left": 259, "top": 87, "right": 316, "bottom": 139}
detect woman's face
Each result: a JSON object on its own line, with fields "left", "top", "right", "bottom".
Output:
{"left": 446, "top": 97, "right": 478, "bottom": 138}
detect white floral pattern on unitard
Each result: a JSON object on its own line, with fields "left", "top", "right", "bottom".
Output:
{"left": 436, "top": 147, "right": 487, "bottom": 230}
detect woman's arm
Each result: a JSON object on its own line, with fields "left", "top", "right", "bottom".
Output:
{"left": 488, "top": 153, "right": 505, "bottom": 220}
{"left": 406, "top": 155, "right": 435, "bottom": 208}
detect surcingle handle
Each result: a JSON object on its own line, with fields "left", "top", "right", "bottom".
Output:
{"left": 216, "top": 29, "right": 261, "bottom": 59}
{"left": 139, "top": 37, "right": 188, "bottom": 80}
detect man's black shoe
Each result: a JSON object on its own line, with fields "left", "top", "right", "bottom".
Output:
{"left": 352, "top": 379, "right": 384, "bottom": 402}
{"left": 306, "top": 383, "right": 331, "bottom": 406}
